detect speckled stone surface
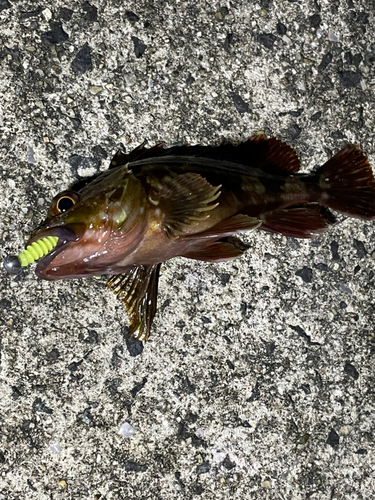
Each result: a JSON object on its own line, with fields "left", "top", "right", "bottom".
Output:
{"left": 1, "top": 1, "right": 375, "bottom": 499}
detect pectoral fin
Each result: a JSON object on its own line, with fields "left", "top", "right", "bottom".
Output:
{"left": 180, "top": 214, "right": 259, "bottom": 261}
{"left": 186, "top": 214, "right": 261, "bottom": 239}
{"left": 153, "top": 173, "right": 221, "bottom": 238}
{"left": 106, "top": 264, "right": 161, "bottom": 341}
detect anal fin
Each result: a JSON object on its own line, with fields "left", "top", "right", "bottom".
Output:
{"left": 181, "top": 241, "right": 245, "bottom": 262}
{"left": 260, "top": 204, "right": 336, "bottom": 238}
{"left": 106, "top": 264, "right": 161, "bottom": 341}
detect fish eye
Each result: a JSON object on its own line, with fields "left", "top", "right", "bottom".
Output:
{"left": 57, "top": 196, "right": 75, "bottom": 213}
{"left": 49, "top": 190, "right": 80, "bottom": 216}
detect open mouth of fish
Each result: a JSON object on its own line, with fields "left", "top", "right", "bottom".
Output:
{"left": 21, "top": 225, "right": 81, "bottom": 273}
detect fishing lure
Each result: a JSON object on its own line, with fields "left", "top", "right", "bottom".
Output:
{"left": 20, "top": 236, "right": 58, "bottom": 267}
{"left": 5, "top": 236, "right": 59, "bottom": 273}
{"left": 3, "top": 136, "right": 375, "bottom": 340}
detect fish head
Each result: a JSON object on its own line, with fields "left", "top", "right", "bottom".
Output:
{"left": 26, "top": 166, "right": 149, "bottom": 280}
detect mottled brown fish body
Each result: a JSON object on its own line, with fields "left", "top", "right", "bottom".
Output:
{"left": 12, "top": 135, "right": 375, "bottom": 339}
{"left": 116, "top": 173, "right": 314, "bottom": 269}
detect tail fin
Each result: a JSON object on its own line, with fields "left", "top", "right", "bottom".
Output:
{"left": 317, "top": 145, "right": 375, "bottom": 220}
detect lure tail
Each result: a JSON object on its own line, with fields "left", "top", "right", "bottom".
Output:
{"left": 316, "top": 145, "right": 375, "bottom": 220}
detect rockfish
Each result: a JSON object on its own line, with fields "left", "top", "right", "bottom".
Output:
{"left": 4, "top": 136, "right": 375, "bottom": 340}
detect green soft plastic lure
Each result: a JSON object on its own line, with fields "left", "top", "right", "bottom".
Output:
{"left": 4, "top": 236, "right": 58, "bottom": 273}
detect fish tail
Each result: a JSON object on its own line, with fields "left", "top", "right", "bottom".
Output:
{"left": 316, "top": 145, "right": 375, "bottom": 220}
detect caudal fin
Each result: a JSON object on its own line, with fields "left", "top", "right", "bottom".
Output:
{"left": 317, "top": 145, "right": 375, "bottom": 220}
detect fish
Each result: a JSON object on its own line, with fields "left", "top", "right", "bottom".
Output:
{"left": 4, "top": 135, "right": 375, "bottom": 340}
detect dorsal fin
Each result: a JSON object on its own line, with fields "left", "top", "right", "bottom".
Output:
{"left": 109, "top": 142, "right": 165, "bottom": 168}
{"left": 111, "top": 135, "right": 301, "bottom": 177}
{"left": 247, "top": 135, "right": 301, "bottom": 173}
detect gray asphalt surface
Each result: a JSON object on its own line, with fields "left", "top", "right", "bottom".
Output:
{"left": 1, "top": 1, "right": 375, "bottom": 499}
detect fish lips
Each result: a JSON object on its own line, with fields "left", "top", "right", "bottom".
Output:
{"left": 26, "top": 223, "right": 85, "bottom": 277}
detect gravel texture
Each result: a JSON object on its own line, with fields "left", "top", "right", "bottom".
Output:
{"left": 1, "top": 1, "right": 375, "bottom": 499}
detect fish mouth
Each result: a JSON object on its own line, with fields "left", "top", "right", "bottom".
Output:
{"left": 25, "top": 224, "right": 84, "bottom": 273}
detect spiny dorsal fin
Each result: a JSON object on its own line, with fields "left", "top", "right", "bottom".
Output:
{"left": 106, "top": 264, "right": 161, "bottom": 341}
{"left": 120, "top": 135, "right": 301, "bottom": 177}
{"left": 151, "top": 173, "right": 221, "bottom": 238}
{"left": 109, "top": 142, "right": 166, "bottom": 168}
